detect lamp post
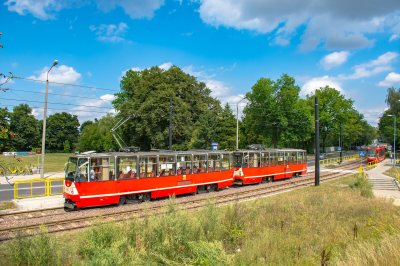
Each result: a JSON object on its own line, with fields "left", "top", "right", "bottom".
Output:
{"left": 388, "top": 114, "right": 396, "bottom": 167}
{"left": 40, "top": 60, "right": 58, "bottom": 178}
{"left": 236, "top": 96, "right": 247, "bottom": 150}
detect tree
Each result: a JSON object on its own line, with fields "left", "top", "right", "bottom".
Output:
{"left": 216, "top": 103, "right": 236, "bottom": 150}
{"left": 189, "top": 111, "right": 219, "bottom": 150}
{"left": 9, "top": 104, "right": 40, "bottom": 151}
{"left": 378, "top": 110, "right": 398, "bottom": 150}
{"left": 45, "top": 112, "right": 79, "bottom": 151}
{"left": 306, "top": 86, "right": 359, "bottom": 152}
{"left": 63, "top": 140, "right": 71, "bottom": 152}
{"left": 80, "top": 120, "right": 94, "bottom": 133}
{"left": 244, "top": 74, "right": 313, "bottom": 149}
{"left": 113, "top": 65, "right": 221, "bottom": 151}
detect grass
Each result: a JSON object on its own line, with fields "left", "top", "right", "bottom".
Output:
{"left": 0, "top": 202, "right": 16, "bottom": 211}
{"left": 1, "top": 174, "right": 399, "bottom": 265}
{"left": 0, "top": 153, "right": 73, "bottom": 173}
{"left": 382, "top": 167, "right": 400, "bottom": 183}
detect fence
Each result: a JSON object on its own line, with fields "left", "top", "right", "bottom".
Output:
{"left": 14, "top": 177, "right": 64, "bottom": 200}
{"left": 319, "top": 154, "right": 359, "bottom": 167}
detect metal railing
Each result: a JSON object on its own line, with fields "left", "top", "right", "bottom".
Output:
{"left": 14, "top": 177, "right": 64, "bottom": 200}
{"left": 319, "top": 154, "right": 359, "bottom": 167}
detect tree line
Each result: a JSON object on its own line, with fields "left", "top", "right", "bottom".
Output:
{"left": 0, "top": 65, "right": 376, "bottom": 153}
{"left": 378, "top": 87, "right": 400, "bottom": 150}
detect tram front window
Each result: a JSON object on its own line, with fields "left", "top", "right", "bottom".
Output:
{"left": 367, "top": 150, "right": 377, "bottom": 159}
{"left": 76, "top": 158, "right": 89, "bottom": 182}
{"left": 233, "top": 153, "right": 243, "bottom": 168}
{"left": 65, "top": 157, "right": 77, "bottom": 182}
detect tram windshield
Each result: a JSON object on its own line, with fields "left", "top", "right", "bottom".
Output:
{"left": 65, "top": 157, "right": 89, "bottom": 182}
{"left": 233, "top": 153, "right": 243, "bottom": 168}
{"left": 367, "top": 149, "right": 377, "bottom": 158}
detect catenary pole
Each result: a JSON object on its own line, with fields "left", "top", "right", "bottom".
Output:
{"left": 315, "top": 97, "right": 320, "bottom": 186}
{"left": 169, "top": 98, "right": 172, "bottom": 150}
{"left": 340, "top": 122, "right": 342, "bottom": 162}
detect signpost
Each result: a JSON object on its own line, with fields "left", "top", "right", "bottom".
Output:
{"left": 338, "top": 147, "right": 341, "bottom": 151}
{"left": 357, "top": 146, "right": 360, "bottom": 150}
{"left": 211, "top": 142, "right": 218, "bottom": 151}
{"left": 359, "top": 150, "right": 365, "bottom": 166}
{"left": 388, "top": 146, "right": 392, "bottom": 162}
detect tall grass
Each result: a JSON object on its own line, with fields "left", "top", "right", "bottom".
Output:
{"left": 2, "top": 175, "right": 400, "bottom": 265}
{"left": 349, "top": 173, "right": 374, "bottom": 198}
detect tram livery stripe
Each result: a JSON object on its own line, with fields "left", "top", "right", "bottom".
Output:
{"left": 243, "top": 169, "right": 307, "bottom": 179}
{"left": 79, "top": 178, "right": 234, "bottom": 199}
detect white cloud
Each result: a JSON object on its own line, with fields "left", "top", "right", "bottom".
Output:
{"left": 301, "top": 76, "right": 344, "bottom": 97}
{"left": 320, "top": 51, "right": 351, "bottom": 70}
{"left": 67, "top": 94, "right": 117, "bottom": 122}
{"left": 5, "top": 0, "right": 164, "bottom": 20}
{"left": 378, "top": 72, "right": 400, "bottom": 87}
{"left": 0, "top": 76, "right": 16, "bottom": 86}
{"left": 89, "top": 22, "right": 129, "bottom": 42}
{"left": 69, "top": 25, "right": 72, "bottom": 29}
{"left": 356, "top": 105, "right": 387, "bottom": 126}
{"left": 180, "top": 32, "right": 193, "bottom": 36}
{"left": 11, "top": 63, "right": 17, "bottom": 68}
{"left": 389, "top": 34, "right": 399, "bottom": 41}
{"left": 159, "top": 62, "right": 173, "bottom": 70}
{"left": 28, "top": 65, "right": 81, "bottom": 84}
{"left": 87, "top": 71, "right": 92, "bottom": 77}
{"left": 197, "top": 0, "right": 400, "bottom": 50}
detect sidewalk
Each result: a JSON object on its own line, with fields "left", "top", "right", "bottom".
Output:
{"left": 367, "top": 159, "right": 400, "bottom": 206}
{"left": 0, "top": 172, "right": 64, "bottom": 185}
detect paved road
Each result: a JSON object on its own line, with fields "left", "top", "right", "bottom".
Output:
{"left": 0, "top": 181, "right": 63, "bottom": 202}
{"left": 307, "top": 151, "right": 361, "bottom": 168}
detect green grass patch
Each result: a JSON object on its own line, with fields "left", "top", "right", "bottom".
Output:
{"left": 382, "top": 167, "right": 400, "bottom": 183}
{"left": 0, "top": 153, "right": 73, "bottom": 173}
{"left": 0, "top": 202, "right": 16, "bottom": 211}
{"left": 1, "top": 175, "right": 399, "bottom": 265}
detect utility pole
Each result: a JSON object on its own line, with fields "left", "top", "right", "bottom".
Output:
{"left": 340, "top": 122, "right": 342, "bottom": 162}
{"left": 315, "top": 97, "right": 320, "bottom": 186}
{"left": 169, "top": 98, "right": 172, "bottom": 150}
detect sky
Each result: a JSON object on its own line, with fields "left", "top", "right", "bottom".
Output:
{"left": 1, "top": 0, "right": 400, "bottom": 127}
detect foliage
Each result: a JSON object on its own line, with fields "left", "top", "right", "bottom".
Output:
{"left": 216, "top": 103, "right": 236, "bottom": 151}
{"left": 244, "top": 74, "right": 313, "bottom": 148}
{"left": 45, "top": 112, "right": 80, "bottom": 151}
{"left": 189, "top": 111, "right": 220, "bottom": 150}
{"left": 9, "top": 104, "right": 39, "bottom": 151}
{"left": 113, "top": 65, "right": 221, "bottom": 151}
{"left": 63, "top": 140, "right": 71, "bottom": 152}
{"left": 349, "top": 173, "right": 374, "bottom": 198}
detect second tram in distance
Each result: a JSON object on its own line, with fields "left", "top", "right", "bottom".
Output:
{"left": 64, "top": 148, "right": 307, "bottom": 210}
{"left": 367, "top": 145, "right": 386, "bottom": 163}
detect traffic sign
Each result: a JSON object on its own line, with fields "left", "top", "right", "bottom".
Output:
{"left": 357, "top": 146, "right": 360, "bottom": 150}
{"left": 338, "top": 147, "right": 341, "bottom": 151}
{"left": 359, "top": 151, "right": 365, "bottom": 157}
{"left": 388, "top": 145, "right": 392, "bottom": 151}
{"left": 211, "top": 142, "right": 218, "bottom": 151}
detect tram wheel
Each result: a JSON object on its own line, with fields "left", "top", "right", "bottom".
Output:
{"left": 142, "top": 193, "right": 151, "bottom": 202}
{"left": 117, "top": 195, "right": 126, "bottom": 206}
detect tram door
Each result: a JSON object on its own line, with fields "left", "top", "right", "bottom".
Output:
{"left": 233, "top": 152, "right": 243, "bottom": 168}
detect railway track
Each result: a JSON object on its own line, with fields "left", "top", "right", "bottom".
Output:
{"left": 0, "top": 160, "right": 364, "bottom": 242}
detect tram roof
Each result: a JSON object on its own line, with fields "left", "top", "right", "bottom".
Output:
{"left": 71, "top": 148, "right": 306, "bottom": 158}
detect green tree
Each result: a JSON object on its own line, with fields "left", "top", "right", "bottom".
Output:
{"left": 306, "top": 86, "right": 359, "bottom": 152}
{"left": 45, "top": 112, "right": 79, "bottom": 151}
{"left": 378, "top": 110, "right": 398, "bottom": 150}
{"left": 216, "top": 103, "right": 236, "bottom": 150}
{"left": 80, "top": 120, "right": 95, "bottom": 133}
{"left": 114, "top": 65, "right": 221, "bottom": 151}
{"left": 63, "top": 140, "right": 71, "bottom": 152}
{"left": 189, "top": 111, "right": 219, "bottom": 150}
{"left": 9, "top": 104, "right": 40, "bottom": 151}
{"left": 244, "top": 74, "right": 313, "bottom": 149}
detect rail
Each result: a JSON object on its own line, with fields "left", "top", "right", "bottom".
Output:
{"left": 14, "top": 177, "right": 64, "bottom": 200}
{"left": 319, "top": 154, "right": 359, "bottom": 167}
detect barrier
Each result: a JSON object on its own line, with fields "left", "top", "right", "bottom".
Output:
{"left": 367, "top": 160, "right": 378, "bottom": 171}
{"left": 319, "top": 154, "right": 359, "bottom": 167}
{"left": 14, "top": 177, "right": 64, "bottom": 200}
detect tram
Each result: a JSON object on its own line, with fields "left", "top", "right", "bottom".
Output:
{"left": 366, "top": 145, "right": 386, "bottom": 163}
{"left": 63, "top": 148, "right": 307, "bottom": 210}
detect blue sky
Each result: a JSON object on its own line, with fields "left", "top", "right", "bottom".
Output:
{"left": 1, "top": 0, "right": 400, "bottom": 126}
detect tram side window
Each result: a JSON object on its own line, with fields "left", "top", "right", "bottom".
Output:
{"left": 278, "top": 152, "right": 284, "bottom": 166}
{"left": 249, "top": 152, "right": 260, "bottom": 167}
{"left": 139, "top": 156, "right": 157, "bottom": 178}
{"left": 177, "top": 155, "right": 192, "bottom": 175}
{"left": 229, "top": 153, "right": 234, "bottom": 169}
{"left": 117, "top": 157, "right": 137, "bottom": 179}
{"left": 193, "top": 154, "right": 206, "bottom": 173}
{"left": 270, "top": 152, "right": 277, "bottom": 166}
{"left": 90, "top": 157, "right": 115, "bottom": 181}
{"left": 221, "top": 153, "right": 230, "bottom": 171}
{"left": 159, "top": 155, "right": 175, "bottom": 176}
{"left": 291, "top": 152, "right": 296, "bottom": 164}
{"left": 208, "top": 154, "right": 220, "bottom": 172}
{"left": 283, "top": 152, "right": 290, "bottom": 165}
{"left": 76, "top": 158, "right": 89, "bottom": 182}
{"left": 297, "top": 152, "right": 303, "bottom": 164}
{"left": 261, "top": 152, "right": 269, "bottom": 167}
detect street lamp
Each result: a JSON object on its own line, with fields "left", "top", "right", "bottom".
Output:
{"left": 40, "top": 60, "right": 58, "bottom": 178}
{"left": 236, "top": 96, "right": 247, "bottom": 150}
{"left": 388, "top": 114, "right": 396, "bottom": 167}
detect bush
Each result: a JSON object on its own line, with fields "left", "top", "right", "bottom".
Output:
{"left": 349, "top": 173, "right": 374, "bottom": 198}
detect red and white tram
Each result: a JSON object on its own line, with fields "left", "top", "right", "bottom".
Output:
{"left": 367, "top": 145, "right": 386, "bottom": 163}
{"left": 63, "top": 148, "right": 307, "bottom": 210}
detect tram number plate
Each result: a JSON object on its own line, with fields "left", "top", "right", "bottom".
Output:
{"left": 285, "top": 168, "right": 291, "bottom": 172}
{"left": 178, "top": 180, "right": 191, "bottom": 186}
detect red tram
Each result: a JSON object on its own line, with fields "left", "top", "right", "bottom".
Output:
{"left": 367, "top": 145, "right": 386, "bottom": 163}
{"left": 63, "top": 148, "right": 307, "bottom": 210}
